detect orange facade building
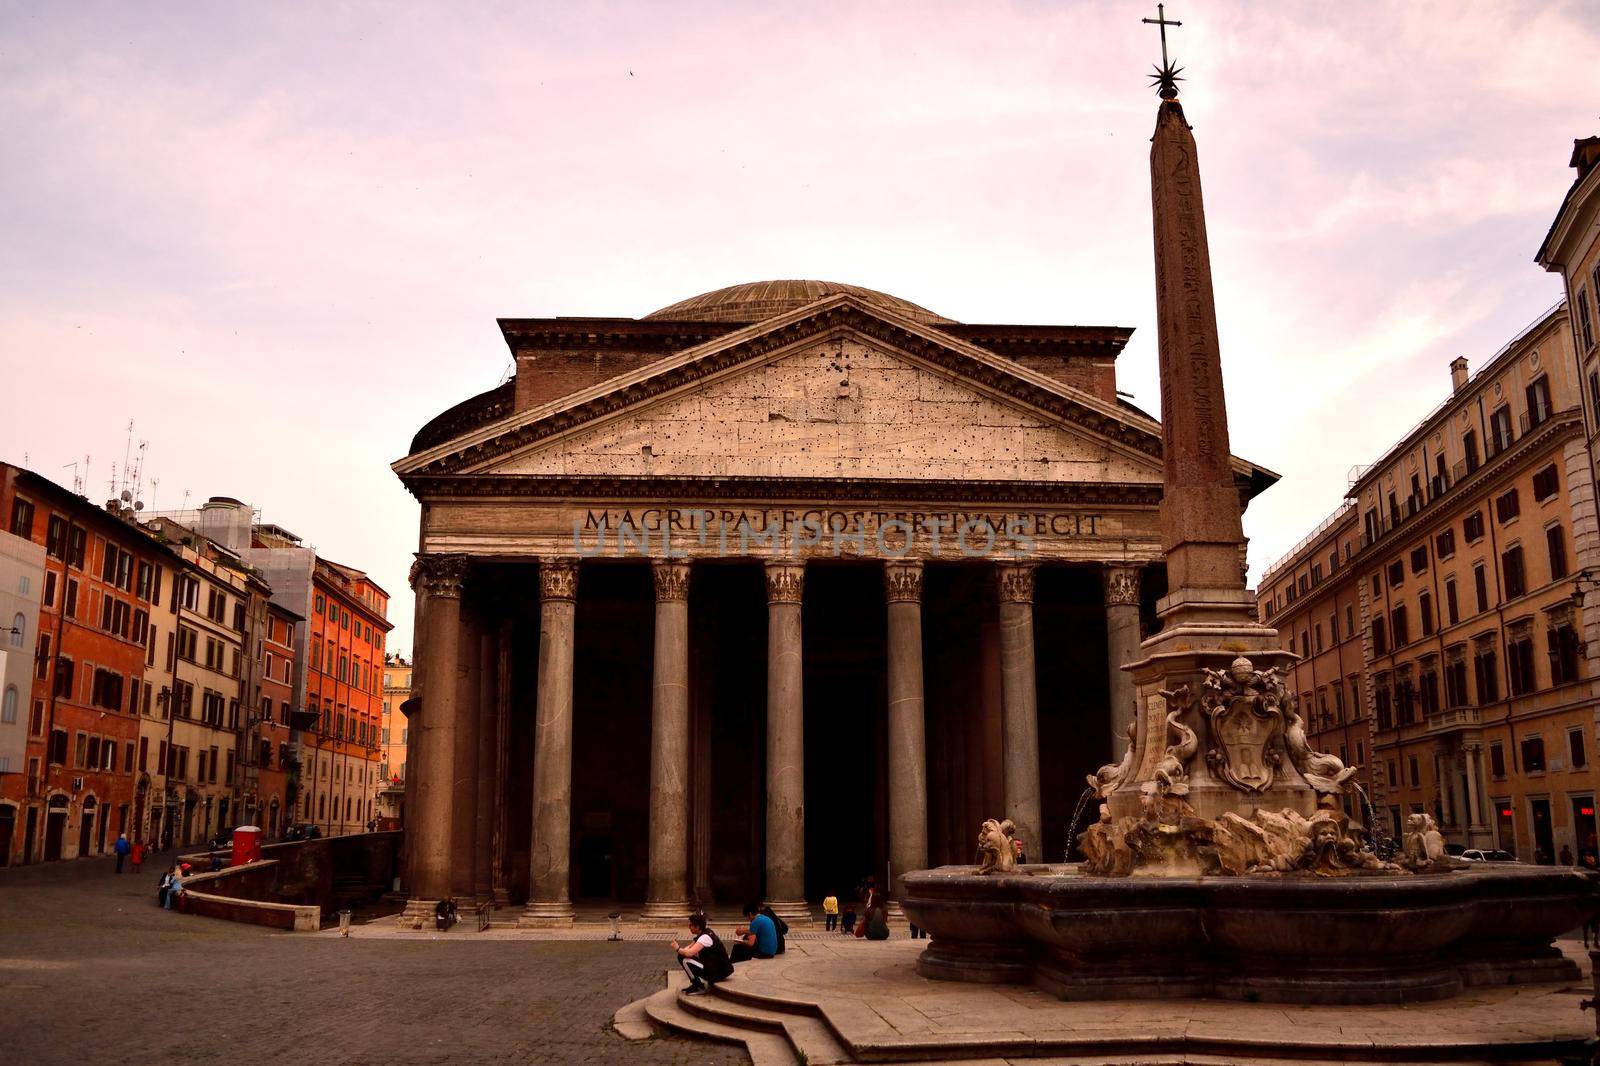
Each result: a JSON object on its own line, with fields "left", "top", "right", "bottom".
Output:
{"left": 0, "top": 464, "right": 180, "bottom": 865}
{"left": 301, "top": 559, "right": 390, "bottom": 835}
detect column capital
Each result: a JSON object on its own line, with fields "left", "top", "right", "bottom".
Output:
{"left": 995, "top": 562, "right": 1036, "bottom": 605}
{"left": 764, "top": 562, "right": 804, "bottom": 605}
{"left": 539, "top": 558, "right": 580, "bottom": 602}
{"left": 884, "top": 559, "right": 924, "bottom": 603}
{"left": 1102, "top": 564, "right": 1142, "bottom": 607}
{"left": 651, "top": 560, "right": 691, "bottom": 602}
{"left": 413, "top": 553, "right": 470, "bottom": 599}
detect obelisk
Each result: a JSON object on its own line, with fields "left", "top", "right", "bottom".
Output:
{"left": 1105, "top": 58, "right": 1315, "bottom": 823}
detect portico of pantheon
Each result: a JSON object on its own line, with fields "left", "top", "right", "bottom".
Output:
{"left": 392, "top": 279, "right": 1275, "bottom": 924}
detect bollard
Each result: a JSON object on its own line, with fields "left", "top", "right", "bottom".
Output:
{"left": 608, "top": 911, "right": 622, "bottom": 942}
{"left": 338, "top": 909, "right": 352, "bottom": 937}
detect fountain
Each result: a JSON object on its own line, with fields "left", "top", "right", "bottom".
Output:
{"left": 901, "top": 67, "right": 1598, "bottom": 1006}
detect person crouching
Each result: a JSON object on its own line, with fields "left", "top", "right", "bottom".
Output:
{"left": 672, "top": 912, "right": 732, "bottom": 995}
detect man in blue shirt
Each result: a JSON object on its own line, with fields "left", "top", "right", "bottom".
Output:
{"left": 730, "top": 902, "right": 778, "bottom": 963}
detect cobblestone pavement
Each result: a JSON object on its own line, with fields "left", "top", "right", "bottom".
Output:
{"left": 0, "top": 855, "right": 744, "bottom": 1065}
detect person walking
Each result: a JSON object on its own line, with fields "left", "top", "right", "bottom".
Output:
{"left": 671, "top": 913, "right": 733, "bottom": 995}
{"left": 823, "top": 891, "right": 839, "bottom": 932}
{"left": 130, "top": 839, "right": 145, "bottom": 874}
{"left": 113, "top": 833, "right": 131, "bottom": 874}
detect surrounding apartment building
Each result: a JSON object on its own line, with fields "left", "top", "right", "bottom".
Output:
{"left": 0, "top": 465, "right": 180, "bottom": 866}
{"left": 1262, "top": 305, "right": 1600, "bottom": 863}
{"left": 1536, "top": 133, "right": 1600, "bottom": 673}
{"left": 249, "top": 602, "right": 301, "bottom": 838}
{"left": 302, "top": 560, "right": 390, "bottom": 835}
{"left": 0, "top": 528, "right": 46, "bottom": 863}
{"left": 377, "top": 652, "right": 412, "bottom": 826}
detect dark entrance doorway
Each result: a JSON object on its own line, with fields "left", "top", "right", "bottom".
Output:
{"left": 45, "top": 796, "right": 66, "bottom": 861}
{"left": 801, "top": 564, "right": 886, "bottom": 902}
{"left": 0, "top": 805, "right": 13, "bottom": 866}
{"left": 1531, "top": 798, "right": 1554, "bottom": 864}
{"left": 570, "top": 563, "right": 652, "bottom": 902}
{"left": 24, "top": 806, "right": 38, "bottom": 865}
{"left": 79, "top": 796, "right": 96, "bottom": 857}
{"left": 1494, "top": 800, "right": 1515, "bottom": 855}
{"left": 1573, "top": 796, "right": 1597, "bottom": 866}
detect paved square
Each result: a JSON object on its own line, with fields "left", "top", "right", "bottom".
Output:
{"left": 0, "top": 856, "right": 743, "bottom": 1065}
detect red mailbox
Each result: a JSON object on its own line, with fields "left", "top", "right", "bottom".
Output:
{"left": 231, "top": 825, "right": 262, "bottom": 867}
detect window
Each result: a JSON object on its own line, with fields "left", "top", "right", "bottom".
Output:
{"left": 53, "top": 656, "right": 74, "bottom": 698}
{"left": 1463, "top": 511, "right": 1485, "bottom": 542}
{"left": 1526, "top": 376, "right": 1553, "bottom": 428}
{"left": 0, "top": 685, "right": 16, "bottom": 725}
{"left": 1578, "top": 287, "right": 1596, "bottom": 351}
{"left": 1463, "top": 429, "right": 1480, "bottom": 473}
{"left": 1391, "top": 605, "right": 1409, "bottom": 647}
{"left": 1387, "top": 560, "right": 1405, "bottom": 587}
{"left": 1550, "top": 619, "right": 1582, "bottom": 685}
{"left": 1495, "top": 489, "right": 1520, "bottom": 523}
{"left": 49, "top": 727, "right": 68, "bottom": 765}
{"left": 1473, "top": 563, "right": 1488, "bottom": 613}
{"left": 45, "top": 515, "right": 66, "bottom": 558}
{"left": 1489, "top": 405, "right": 1514, "bottom": 454}
{"left": 9, "top": 498, "right": 34, "bottom": 538}
{"left": 1474, "top": 643, "right": 1499, "bottom": 703}
{"left": 1410, "top": 546, "right": 1428, "bottom": 575}
{"left": 1419, "top": 591, "right": 1434, "bottom": 636}
{"left": 1372, "top": 616, "right": 1388, "bottom": 656}
{"left": 1375, "top": 683, "right": 1393, "bottom": 730}
{"left": 1408, "top": 756, "right": 1421, "bottom": 787}
{"left": 1532, "top": 463, "right": 1560, "bottom": 501}
{"left": 1444, "top": 654, "right": 1468, "bottom": 707}
{"left": 1419, "top": 668, "right": 1440, "bottom": 716}
{"left": 1435, "top": 529, "right": 1455, "bottom": 559}
{"left": 1345, "top": 605, "right": 1354, "bottom": 638}
{"left": 1521, "top": 735, "right": 1546, "bottom": 773}
{"left": 1508, "top": 628, "right": 1536, "bottom": 695}
{"left": 1330, "top": 611, "right": 1340, "bottom": 643}
{"left": 1502, "top": 546, "right": 1526, "bottom": 600}
{"left": 8, "top": 612, "right": 21, "bottom": 648}
{"left": 68, "top": 527, "right": 85, "bottom": 569}
{"left": 1570, "top": 728, "right": 1588, "bottom": 770}
{"left": 1489, "top": 743, "right": 1506, "bottom": 778}
{"left": 1445, "top": 579, "right": 1459, "bottom": 625}
{"left": 1547, "top": 524, "right": 1569, "bottom": 580}
{"left": 36, "top": 632, "right": 50, "bottom": 680}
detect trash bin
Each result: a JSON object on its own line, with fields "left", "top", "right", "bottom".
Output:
{"left": 338, "top": 909, "right": 352, "bottom": 937}
{"left": 231, "top": 825, "right": 262, "bottom": 867}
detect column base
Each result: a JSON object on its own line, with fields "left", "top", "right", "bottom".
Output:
{"left": 638, "top": 899, "right": 694, "bottom": 927}
{"left": 764, "top": 899, "right": 813, "bottom": 925}
{"left": 516, "top": 900, "right": 575, "bottom": 928}
{"left": 400, "top": 898, "right": 439, "bottom": 931}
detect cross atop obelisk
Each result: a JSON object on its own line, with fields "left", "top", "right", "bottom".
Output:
{"left": 1145, "top": 5, "right": 1252, "bottom": 624}
{"left": 1142, "top": 3, "right": 1185, "bottom": 100}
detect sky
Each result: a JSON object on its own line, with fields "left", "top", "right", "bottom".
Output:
{"left": 2, "top": 0, "right": 1598, "bottom": 653}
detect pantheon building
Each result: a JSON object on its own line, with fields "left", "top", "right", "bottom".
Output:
{"left": 393, "top": 280, "right": 1274, "bottom": 924}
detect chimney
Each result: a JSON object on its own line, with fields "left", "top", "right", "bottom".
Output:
{"left": 1450, "top": 356, "right": 1469, "bottom": 393}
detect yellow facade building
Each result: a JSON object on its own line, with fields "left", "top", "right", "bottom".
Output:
{"left": 1263, "top": 305, "right": 1600, "bottom": 863}
{"left": 377, "top": 652, "right": 411, "bottom": 825}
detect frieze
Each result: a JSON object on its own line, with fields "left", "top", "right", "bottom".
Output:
{"left": 884, "top": 560, "right": 924, "bottom": 603}
{"left": 538, "top": 558, "right": 579, "bottom": 602}
{"left": 765, "top": 563, "right": 804, "bottom": 604}
{"left": 996, "top": 563, "right": 1036, "bottom": 604}
{"left": 651, "top": 560, "right": 691, "bottom": 602}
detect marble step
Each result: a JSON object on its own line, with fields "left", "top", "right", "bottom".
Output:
{"left": 679, "top": 987, "right": 852, "bottom": 1065}
{"left": 642, "top": 987, "right": 797, "bottom": 1066}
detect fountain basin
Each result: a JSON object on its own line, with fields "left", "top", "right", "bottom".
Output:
{"left": 902, "top": 863, "right": 1599, "bottom": 1005}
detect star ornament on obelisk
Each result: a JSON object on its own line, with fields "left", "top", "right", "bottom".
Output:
{"left": 1142, "top": 3, "right": 1185, "bottom": 100}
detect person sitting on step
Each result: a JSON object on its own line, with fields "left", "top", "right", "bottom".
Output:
{"left": 730, "top": 901, "right": 779, "bottom": 963}
{"left": 671, "top": 912, "right": 733, "bottom": 995}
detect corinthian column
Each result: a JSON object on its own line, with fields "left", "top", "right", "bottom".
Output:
{"left": 449, "top": 607, "right": 480, "bottom": 902}
{"left": 764, "top": 562, "right": 810, "bottom": 923}
{"left": 1102, "top": 565, "right": 1142, "bottom": 759}
{"left": 884, "top": 560, "right": 927, "bottom": 906}
{"left": 641, "top": 561, "right": 692, "bottom": 924}
{"left": 997, "top": 563, "right": 1040, "bottom": 860}
{"left": 519, "top": 558, "right": 578, "bottom": 927}
{"left": 402, "top": 553, "right": 468, "bottom": 926}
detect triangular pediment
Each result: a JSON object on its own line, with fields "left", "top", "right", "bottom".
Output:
{"left": 395, "top": 295, "right": 1269, "bottom": 493}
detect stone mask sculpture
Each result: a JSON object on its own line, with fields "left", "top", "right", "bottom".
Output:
{"left": 976, "top": 818, "right": 1019, "bottom": 875}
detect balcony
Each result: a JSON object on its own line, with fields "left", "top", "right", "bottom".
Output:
{"left": 1425, "top": 704, "right": 1482, "bottom": 735}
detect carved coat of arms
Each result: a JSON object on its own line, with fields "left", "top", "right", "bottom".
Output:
{"left": 1200, "top": 656, "right": 1287, "bottom": 794}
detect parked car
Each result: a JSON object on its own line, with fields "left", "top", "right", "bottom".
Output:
{"left": 1460, "top": 849, "right": 1518, "bottom": 863}
{"left": 1444, "top": 843, "right": 1467, "bottom": 857}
